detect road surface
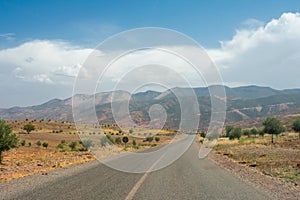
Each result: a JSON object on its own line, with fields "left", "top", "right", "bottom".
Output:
{"left": 1, "top": 139, "right": 272, "bottom": 200}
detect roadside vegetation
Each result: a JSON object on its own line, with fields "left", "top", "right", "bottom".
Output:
{"left": 0, "top": 119, "right": 172, "bottom": 182}
{"left": 212, "top": 116, "right": 300, "bottom": 186}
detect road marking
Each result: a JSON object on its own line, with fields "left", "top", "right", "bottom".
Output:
{"left": 125, "top": 153, "right": 166, "bottom": 200}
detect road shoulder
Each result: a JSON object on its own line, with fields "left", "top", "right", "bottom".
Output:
{"left": 209, "top": 151, "right": 300, "bottom": 200}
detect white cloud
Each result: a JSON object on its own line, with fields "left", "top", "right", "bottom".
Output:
{"left": 0, "top": 40, "right": 93, "bottom": 85}
{"left": 1, "top": 12, "right": 300, "bottom": 106}
{"left": 0, "top": 40, "right": 93, "bottom": 106}
{"left": 208, "top": 12, "right": 300, "bottom": 89}
{"left": 33, "top": 74, "right": 53, "bottom": 84}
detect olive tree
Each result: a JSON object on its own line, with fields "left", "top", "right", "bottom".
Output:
{"left": 292, "top": 117, "right": 300, "bottom": 139}
{"left": 0, "top": 120, "right": 19, "bottom": 163}
{"left": 262, "top": 117, "right": 285, "bottom": 144}
{"left": 23, "top": 124, "right": 35, "bottom": 134}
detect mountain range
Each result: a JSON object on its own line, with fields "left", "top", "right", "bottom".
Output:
{"left": 1, "top": 85, "right": 300, "bottom": 129}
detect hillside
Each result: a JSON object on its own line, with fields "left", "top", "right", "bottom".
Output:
{"left": 1, "top": 85, "right": 300, "bottom": 129}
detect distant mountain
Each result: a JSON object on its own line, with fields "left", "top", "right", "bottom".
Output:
{"left": 1, "top": 85, "right": 300, "bottom": 129}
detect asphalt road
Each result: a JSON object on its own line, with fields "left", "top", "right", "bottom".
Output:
{"left": 3, "top": 139, "right": 272, "bottom": 200}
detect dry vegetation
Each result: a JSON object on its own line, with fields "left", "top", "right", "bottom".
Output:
{"left": 0, "top": 120, "right": 175, "bottom": 182}
{"left": 213, "top": 133, "right": 300, "bottom": 186}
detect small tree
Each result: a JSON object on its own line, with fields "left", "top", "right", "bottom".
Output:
{"left": 0, "top": 120, "right": 19, "bottom": 163}
{"left": 155, "top": 137, "right": 160, "bottom": 142}
{"left": 69, "top": 141, "right": 77, "bottom": 151}
{"left": 129, "top": 129, "right": 133, "bottom": 134}
{"left": 36, "top": 140, "right": 41, "bottom": 147}
{"left": 229, "top": 127, "right": 242, "bottom": 140}
{"left": 292, "top": 117, "right": 300, "bottom": 139}
{"left": 258, "top": 128, "right": 265, "bottom": 137}
{"left": 42, "top": 142, "right": 48, "bottom": 149}
{"left": 243, "top": 129, "right": 251, "bottom": 137}
{"left": 23, "top": 124, "right": 35, "bottom": 134}
{"left": 250, "top": 127, "right": 258, "bottom": 137}
{"left": 225, "top": 125, "right": 234, "bottom": 137}
{"left": 28, "top": 142, "right": 31, "bottom": 147}
{"left": 200, "top": 131, "right": 206, "bottom": 138}
{"left": 262, "top": 117, "right": 285, "bottom": 144}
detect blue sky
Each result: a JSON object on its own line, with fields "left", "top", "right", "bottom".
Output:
{"left": 0, "top": 0, "right": 300, "bottom": 107}
{"left": 1, "top": 0, "right": 299, "bottom": 48}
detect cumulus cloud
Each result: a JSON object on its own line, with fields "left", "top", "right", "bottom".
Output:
{"left": 0, "top": 40, "right": 93, "bottom": 106}
{"left": 0, "top": 40, "right": 93, "bottom": 84}
{"left": 208, "top": 12, "right": 300, "bottom": 88}
{"left": 1, "top": 12, "right": 300, "bottom": 106}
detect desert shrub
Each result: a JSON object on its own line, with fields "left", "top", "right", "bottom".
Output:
{"left": 36, "top": 140, "right": 41, "bottom": 147}
{"left": 115, "top": 137, "right": 121, "bottom": 144}
{"left": 20, "top": 139, "right": 26, "bottom": 146}
{"left": 146, "top": 136, "right": 153, "bottom": 142}
{"left": 200, "top": 131, "right": 206, "bottom": 138}
{"left": 132, "top": 139, "right": 137, "bottom": 146}
{"left": 155, "top": 137, "right": 160, "bottom": 142}
{"left": 42, "top": 142, "right": 48, "bottom": 149}
{"left": 57, "top": 143, "right": 64, "bottom": 149}
{"left": 81, "top": 139, "right": 94, "bottom": 150}
{"left": 28, "top": 142, "right": 31, "bottom": 147}
{"left": 69, "top": 141, "right": 77, "bottom": 151}
{"left": 61, "top": 140, "right": 66, "bottom": 144}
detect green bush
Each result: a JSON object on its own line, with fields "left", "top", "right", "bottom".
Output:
{"left": 36, "top": 140, "right": 41, "bottom": 147}
{"left": 132, "top": 139, "right": 137, "bottom": 146}
{"left": 69, "top": 141, "right": 77, "bottom": 151}
{"left": 155, "top": 137, "right": 160, "bottom": 142}
{"left": 146, "top": 136, "right": 153, "bottom": 142}
{"left": 42, "top": 142, "right": 48, "bottom": 149}
{"left": 57, "top": 143, "right": 64, "bottom": 149}
{"left": 200, "top": 131, "right": 206, "bottom": 138}
{"left": 0, "top": 120, "right": 19, "bottom": 163}
{"left": 20, "top": 139, "right": 26, "bottom": 146}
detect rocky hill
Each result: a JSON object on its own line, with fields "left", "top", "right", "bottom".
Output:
{"left": 1, "top": 85, "right": 300, "bottom": 129}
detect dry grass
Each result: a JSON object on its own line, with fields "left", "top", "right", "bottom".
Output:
{"left": 0, "top": 120, "right": 176, "bottom": 182}
{"left": 214, "top": 133, "right": 300, "bottom": 186}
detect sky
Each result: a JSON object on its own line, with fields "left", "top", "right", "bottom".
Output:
{"left": 0, "top": 0, "right": 300, "bottom": 107}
